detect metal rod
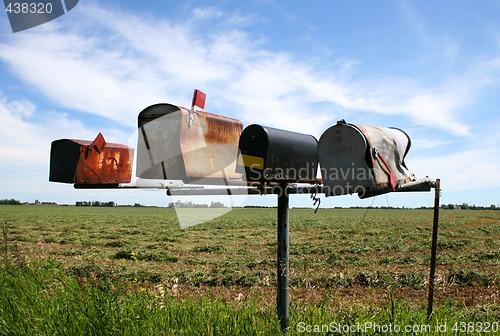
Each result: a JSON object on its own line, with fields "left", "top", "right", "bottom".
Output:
{"left": 427, "top": 178, "right": 441, "bottom": 318}
{"left": 277, "top": 183, "right": 289, "bottom": 333}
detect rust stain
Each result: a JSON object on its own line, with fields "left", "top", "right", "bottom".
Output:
{"left": 178, "top": 107, "right": 243, "bottom": 179}
{"left": 75, "top": 142, "right": 133, "bottom": 184}
{"left": 196, "top": 110, "right": 243, "bottom": 145}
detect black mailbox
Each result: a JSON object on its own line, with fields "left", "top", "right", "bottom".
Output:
{"left": 237, "top": 124, "right": 318, "bottom": 182}
{"left": 318, "top": 120, "right": 415, "bottom": 197}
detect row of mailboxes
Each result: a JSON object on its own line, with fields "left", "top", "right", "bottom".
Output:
{"left": 135, "top": 105, "right": 319, "bottom": 184}
{"left": 49, "top": 103, "right": 417, "bottom": 197}
{"left": 134, "top": 109, "right": 416, "bottom": 195}
{"left": 235, "top": 121, "right": 415, "bottom": 197}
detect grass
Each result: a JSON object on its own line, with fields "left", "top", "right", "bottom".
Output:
{"left": 0, "top": 260, "right": 281, "bottom": 335}
{"left": 0, "top": 205, "right": 499, "bottom": 334}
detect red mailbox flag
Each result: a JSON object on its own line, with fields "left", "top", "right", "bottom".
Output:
{"left": 191, "top": 89, "right": 206, "bottom": 109}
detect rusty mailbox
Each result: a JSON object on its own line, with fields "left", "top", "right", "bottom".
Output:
{"left": 49, "top": 133, "right": 134, "bottom": 186}
{"left": 137, "top": 103, "right": 243, "bottom": 183}
{"left": 318, "top": 120, "right": 415, "bottom": 197}
{"left": 237, "top": 124, "right": 318, "bottom": 182}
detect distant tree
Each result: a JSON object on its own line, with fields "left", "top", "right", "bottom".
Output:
{"left": 173, "top": 200, "right": 208, "bottom": 208}
{"left": 0, "top": 199, "right": 21, "bottom": 205}
{"left": 76, "top": 200, "right": 115, "bottom": 207}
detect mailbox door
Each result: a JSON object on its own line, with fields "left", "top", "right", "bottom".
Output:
{"left": 237, "top": 124, "right": 268, "bottom": 181}
{"left": 49, "top": 140, "right": 81, "bottom": 183}
{"left": 318, "top": 123, "right": 376, "bottom": 196}
{"left": 137, "top": 104, "right": 184, "bottom": 180}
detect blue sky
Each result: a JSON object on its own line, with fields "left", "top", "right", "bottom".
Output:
{"left": 0, "top": 0, "right": 499, "bottom": 208}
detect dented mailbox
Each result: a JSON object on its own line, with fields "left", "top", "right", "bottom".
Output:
{"left": 237, "top": 124, "right": 318, "bottom": 182}
{"left": 137, "top": 103, "right": 243, "bottom": 183}
{"left": 49, "top": 133, "right": 133, "bottom": 186}
{"left": 318, "top": 120, "right": 415, "bottom": 197}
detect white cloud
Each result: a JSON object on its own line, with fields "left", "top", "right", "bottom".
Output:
{"left": 192, "top": 7, "right": 224, "bottom": 20}
{"left": 410, "top": 119, "right": 500, "bottom": 191}
{"left": 0, "top": 94, "right": 143, "bottom": 204}
{"left": 1, "top": 2, "right": 493, "bottom": 136}
{"left": 412, "top": 147, "right": 500, "bottom": 191}
{"left": 410, "top": 137, "right": 451, "bottom": 150}
{"left": 0, "top": 96, "right": 95, "bottom": 167}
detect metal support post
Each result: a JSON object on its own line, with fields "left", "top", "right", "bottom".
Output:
{"left": 427, "top": 178, "right": 441, "bottom": 318}
{"left": 277, "top": 183, "right": 289, "bottom": 332}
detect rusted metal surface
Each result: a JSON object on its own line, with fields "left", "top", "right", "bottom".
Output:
{"left": 137, "top": 103, "right": 243, "bottom": 183}
{"left": 180, "top": 108, "right": 243, "bottom": 179}
{"left": 49, "top": 133, "right": 133, "bottom": 185}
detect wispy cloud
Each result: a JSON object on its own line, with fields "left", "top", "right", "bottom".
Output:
{"left": 0, "top": 95, "right": 96, "bottom": 166}
{"left": 192, "top": 7, "right": 224, "bottom": 20}
{"left": 412, "top": 147, "right": 500, "bottom": 191}
{"left": 1, "top": 2, "right": 495, "bottom": 137}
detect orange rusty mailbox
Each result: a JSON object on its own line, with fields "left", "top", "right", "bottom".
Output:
{"left": 137, "top": 103, "right": 243, "bottom": 184}
{"left": 49, "top": 133, "right": 134, "bottom": 186}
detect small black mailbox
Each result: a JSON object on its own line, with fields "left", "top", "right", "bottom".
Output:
{"left": 237, "top": 124, "right": 318, "bottom": 182}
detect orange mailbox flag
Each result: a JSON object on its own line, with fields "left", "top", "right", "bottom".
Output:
{"left": 90, "top": 132, "right": 107, "bottom": 153}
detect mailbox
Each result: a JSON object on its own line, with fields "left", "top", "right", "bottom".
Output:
{"left": 137, "top": 103, "right": 243, "bottom": 183}
{"left": 49, "top": 133, "right": 133, "bottom": 185}
{"left": 318, "top": 120, "right": 415, "bottom": 197}
{"left": 237, "top": 124, "right": 318, "bottom": 182}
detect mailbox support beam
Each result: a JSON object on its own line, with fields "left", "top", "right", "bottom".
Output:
{"left": 277, "top": 183, "right": 289, "bottom": 332}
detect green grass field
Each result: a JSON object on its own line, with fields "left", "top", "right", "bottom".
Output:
{"left": 1, "top": 205, "right": 499, "bottom": 335}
